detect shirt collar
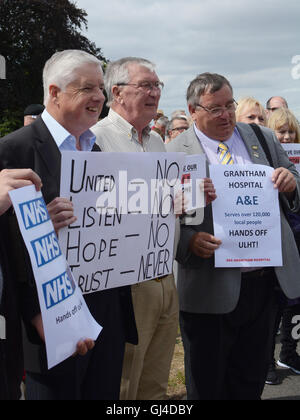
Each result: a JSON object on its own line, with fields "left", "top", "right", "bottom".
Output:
{"left": 108, "top": 108, "right": 151, "bottom": 142}
{"left": 41, "top": 109, "right": 96, "bottom": 151}
{"left": 194, "top": 123, "right": 236, "bottom": 151}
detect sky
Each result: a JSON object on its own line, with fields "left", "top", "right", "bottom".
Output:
{"left": 75, "top": 0, "right": 300, "bottom": 119}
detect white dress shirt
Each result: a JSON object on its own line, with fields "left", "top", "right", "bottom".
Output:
{"left": 194, "top": 124, "right": 253, "bottom": 165}
{"left": 91, "top": 109, "right": 165, "bottom": 153}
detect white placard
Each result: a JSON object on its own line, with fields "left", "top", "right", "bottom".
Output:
{"left": 59, "top": 152, "right": 185, "bottom": 295}
{"left": 281, "top": 143, "right": 300, "bottom": 174}
{"left": 210, "top": 164, "right": 282, "bottom": 268}
{"left": 9, "top": 186, "right": 102, "bottom": 369}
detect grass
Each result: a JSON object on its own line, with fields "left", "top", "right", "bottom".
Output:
{"left": 166, "top": 333, "right": 187, "bottom": 400}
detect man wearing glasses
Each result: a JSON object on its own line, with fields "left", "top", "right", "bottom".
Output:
{"left": 167, "top": 72, "right": 300, "bottom": 400}
{"left": 91, "top": 57, "right": 179, "bottom": 400}
{"left": 166, "top": 115, "right": 190, "bottom": 144}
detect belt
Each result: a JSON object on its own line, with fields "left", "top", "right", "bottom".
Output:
{"left": 242, "top": 267, "right": 274, "bottom": 279}
{"left": 154, "top": 275, "right": 169, "bottom": 282}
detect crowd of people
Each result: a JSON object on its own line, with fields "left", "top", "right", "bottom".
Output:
{"left": 0, "top": 49, "right": 300, "bottom": 401}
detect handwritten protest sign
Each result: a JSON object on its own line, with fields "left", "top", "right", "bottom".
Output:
{"left": 9, "top": 186, "right": 102, "bottom": 369}
{"left": 59, "top": 152, "right": 185, "bottom": 294}
{"left": 210, "top": 164, "right": 282, "bottom": 268}
{"left": 281, "top": 143, "right": 300, "bottom": 174}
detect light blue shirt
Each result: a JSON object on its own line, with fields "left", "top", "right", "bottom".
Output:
{"left": 41, "top": 110, "right": 96, "bottom": 152}
{"left": 193, "top": 124, "right": 252, "bottom": 165}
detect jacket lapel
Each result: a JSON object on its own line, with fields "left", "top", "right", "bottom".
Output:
{"left": 236, "top": 123, "right": 269, "bottom": 166}
{"left": 183, "top": 127, "right": 210, "bottom": 173}
{"left": 182, "top": 126, "right": 206, "bottom": 154}
{"left": 32, "top": 117, "right": 61, "bottom": 191}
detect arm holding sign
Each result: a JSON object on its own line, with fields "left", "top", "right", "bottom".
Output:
{"left": 31, "top": 314, "right": 95, "bottom": 356}
{"left": 189, "top": 232, "right": 222, "bottom": 258}
{"left": 272, "top": 167, "right": 297, "bottom": 197}
{"left": 203, "top": 178, "right": 217, "bottom": 205}
{"left": 0, "top": 169, "right": 42, "bottom": 216}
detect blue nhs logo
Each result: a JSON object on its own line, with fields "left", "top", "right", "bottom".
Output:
{"left": 43, "top": 271, "right": 76, "bottom": 309}
{"left": 31, "top": 231, "right": 61, "bottom": 267}
{"left": 19, "top": 197, "right": 50, "bottom": 230}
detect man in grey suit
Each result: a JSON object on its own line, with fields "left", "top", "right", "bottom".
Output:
{"left": 167, "top": 73, "right": 300, "bottom": 400}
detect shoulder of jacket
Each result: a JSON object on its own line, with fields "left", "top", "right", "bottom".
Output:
{"left": 236, "top": 122, "right": 275, "bottom": 140}
{"left": 166, "top": 127, "right": 192, "bottom": 152}
{"left": 0, "top": 124, "right": 34, "bottom": 146}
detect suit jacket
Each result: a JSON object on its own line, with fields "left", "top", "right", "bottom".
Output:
{"left": 166, "top": 123, "right": 300, "bottom": 314}
{"left": 0, "top": 117, "right": 137, "bottom": 375}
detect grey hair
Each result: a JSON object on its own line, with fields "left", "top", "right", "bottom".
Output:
{"left": 186, "top": 72, "right": 233, "bottom": 107}
{"left": 43, "top": 50, "right": 103, "bottom": 105}
{"left": 170, "top": 115, "right": 188, "bottom": 129}
{"left": 104, "top": 57, "right": 156, "bottom": 107}
{"left": 156, "top": 116, "right": 169, "bottom": 127}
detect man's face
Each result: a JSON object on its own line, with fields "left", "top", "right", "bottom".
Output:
{"left": 189, "top": 84, "right": 236, "bottom": 141}
{"left": 267, "top": 97, "right": 288, "bottom": 113}
{"left": 117, "top": 63, "right": 161, "bottom": 127}
{"left": 169, "top": 118, "right": 189, "bottom": 140}
{"left": 53, "top": 63, "right": 105, "bottom": 138}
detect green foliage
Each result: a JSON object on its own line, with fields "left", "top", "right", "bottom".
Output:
{"left": 0, "top": 110, "right": 22, "bottom": 137}
{"left": 0, "top": 0, "right": 107, "bottom": 129}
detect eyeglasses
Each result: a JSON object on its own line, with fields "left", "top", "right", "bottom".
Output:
{"left": 116, "top": 81, "right": 164, "bottom": 92}
{"left": 196, "top": 100, "right": 237, "bottom": 118}
{"left": 267, "top": 107, "right": 279, "bottom": 112}
{"left": 171, "top": 126, "right": 189, "bottom": 132}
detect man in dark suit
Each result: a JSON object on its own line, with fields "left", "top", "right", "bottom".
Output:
{"left": 0, "top": 50, "right": 137, "bottom": 400}
{"left": 167, "top": 73, "right": 300, "bottom": 400}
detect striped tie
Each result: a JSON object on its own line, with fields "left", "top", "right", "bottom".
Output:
{"left": 218, "top": 142, "right": 234, "bottom": 165}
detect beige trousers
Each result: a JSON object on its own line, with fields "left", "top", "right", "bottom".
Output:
{"left": 120, "top": 274, "right": 179, "bottom": 400}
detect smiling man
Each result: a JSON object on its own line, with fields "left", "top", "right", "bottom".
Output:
{"left": 0, "top": 50, "right": 137, "bottom": 400}
{"left": 91, "top": 57, "right": 179, "bottom": 400}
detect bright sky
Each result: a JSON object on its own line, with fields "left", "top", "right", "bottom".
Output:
{"left": 75, "top": 0, "right": 300, "bottom": 119}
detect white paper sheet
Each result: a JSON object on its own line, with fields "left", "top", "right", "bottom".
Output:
{"left": 210, "top": 164, "right": 283, "bottom": 268}
{"left": 9, "top": 185, "right": 102, "bottom": 369}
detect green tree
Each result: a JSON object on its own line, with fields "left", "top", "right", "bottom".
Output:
{"left": 0, "top": 0, "right": 106, "bottom": 133}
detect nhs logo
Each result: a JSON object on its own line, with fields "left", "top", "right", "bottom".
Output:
{"left": 19, "top": 197, "right": 50, "bottom": 230}
{"left": 31, "top": 231, "right": 61, "bottom": 267}
{"left": 43, "top": 271, "right": 76, "bottom": 309}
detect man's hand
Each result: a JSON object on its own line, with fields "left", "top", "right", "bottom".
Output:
{"left": 75, "top": 339, "right": 95, "bottom": 356}
{"left": 174, "top": 190, "right": 189, "bottom": 217}
{"left": 47, "top": 197, "right": 77, "bottom": 235}
{"left": 202, "top": 178, "right": 217, "bottom": 205}
{"left": 0, "top": 169, "right": 42, "bottom": 216}
{"left": 31, "top": 313, "right": 95, "bottom": 357}
{"left": 189, "top": 232, "right": 222, "bottom": 258}
{"left": 272, "top": 168, "right": 297, "bottom": 193}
